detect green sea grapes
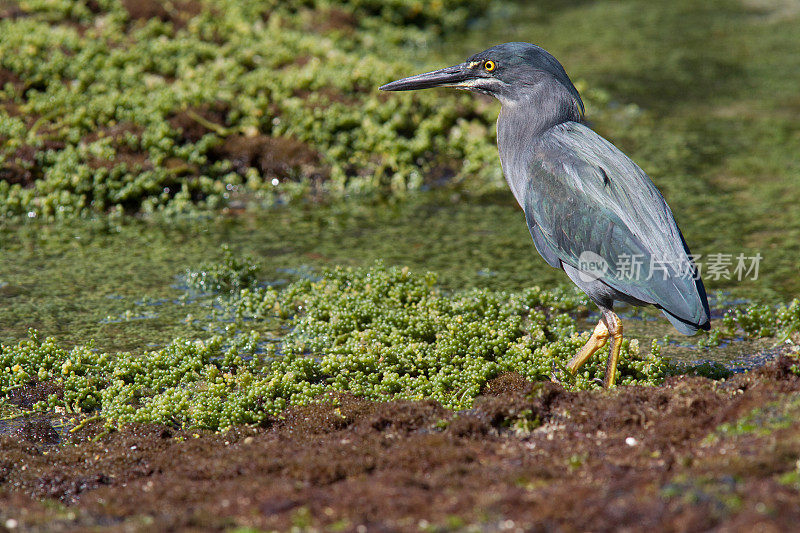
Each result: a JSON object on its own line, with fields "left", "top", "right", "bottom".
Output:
{"left": 1, "top": 263, "right": 670, "bottom": 430}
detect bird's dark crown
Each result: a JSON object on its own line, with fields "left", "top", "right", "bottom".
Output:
{"left": 465, "top": 42, "right": 584, "bottom": 114}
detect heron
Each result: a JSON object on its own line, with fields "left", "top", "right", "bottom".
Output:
{"left": 380, "top": 42, "right": 710, "bottom": 387}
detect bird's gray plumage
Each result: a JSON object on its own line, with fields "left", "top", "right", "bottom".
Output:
{"left": 381, "top": 41, "right": 711, "bottom": 336}
{"left": 507, "top": 121, "right": 709, "bottom": 334}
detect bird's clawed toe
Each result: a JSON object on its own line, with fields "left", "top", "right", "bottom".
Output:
{"left": 568, "top": 312, "right": 623, "bottom": 388}
{"left": 567, "top": 319, "right": 609, "bottom": 374}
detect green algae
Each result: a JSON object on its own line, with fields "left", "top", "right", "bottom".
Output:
{"left": 0, "top": 263, "right": 671, "bottom": 430}
{"left": 722, "top": 300, "right": 800, "bottom": 340}
{"left": 691, "top": 299, "right": 800, "bottom": 359}
{"left": 779, "top": 465, "right": 800, "bottom": 491}
{"left": 0, "top": 0, "right": 515, "bottom": 218}
{"left": 705, "top": 394, "right": 800, "bottom": 445}
{"left": 3, "top": 244, "right": 789, "bottom": 432}
{"left": 184, "top": 244, "right": 262, "bottom": 294}
{"left": 661, "top": 475, "right": 745, "bottom": 518}
{"left": 716, "top": 402, "right": 795, "bottom": 439}
{"left": 691, "top": 392, "right": 800, "bottom": 501}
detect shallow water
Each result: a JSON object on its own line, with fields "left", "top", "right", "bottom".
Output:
{"left": 0, "top": 194, "right": 789, "bottom": 369}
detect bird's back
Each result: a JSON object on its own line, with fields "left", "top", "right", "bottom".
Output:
{"left": 500, "top": 120, "right": 710, "bottom": 333}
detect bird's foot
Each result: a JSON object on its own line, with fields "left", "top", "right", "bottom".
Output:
{"left": 567, "top": 313, "right": 624, "bottom": 388}
{"left": 567, "top": 320, "right": 609, "bottom": 374}
{"left": 602, "top": 314, "right": 623, "bottom": 389}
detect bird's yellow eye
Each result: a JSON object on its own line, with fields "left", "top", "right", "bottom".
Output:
{"left": 484, "top": 60, "right": 496, "bottom": 72}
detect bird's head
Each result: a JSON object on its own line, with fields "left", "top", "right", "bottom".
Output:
{"left": 380, "top": 42, "right": 583, "bottom": 117}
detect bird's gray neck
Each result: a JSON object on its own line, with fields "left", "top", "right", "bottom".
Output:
{"left": 496, "top": 86, "right": 581, "bottom": 204}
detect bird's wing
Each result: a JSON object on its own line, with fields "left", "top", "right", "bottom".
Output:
{"left": 520, "top": 121, "right": 709, "bottom": 328}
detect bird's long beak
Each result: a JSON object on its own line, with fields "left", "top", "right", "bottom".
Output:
{"left": 380, "top": 63, "right": 471, "bottom": 91}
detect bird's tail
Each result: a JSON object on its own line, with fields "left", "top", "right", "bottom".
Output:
{"left": 659, "top": 269, "right": 711, "bottom": 335}
{"left": 661, "top": 307, "right": 711, "bottom": 335}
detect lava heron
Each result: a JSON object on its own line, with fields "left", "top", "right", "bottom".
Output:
{"left": 380, "top": 42, "right": 710, "bottom": 387}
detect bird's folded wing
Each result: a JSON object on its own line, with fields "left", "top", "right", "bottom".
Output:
{"left": 521, "top": 121, "right": 707, "bottom": 327}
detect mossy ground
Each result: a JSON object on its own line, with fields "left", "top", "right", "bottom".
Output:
{"left": 2, "top": 358, "right": 800, "bottom": 531}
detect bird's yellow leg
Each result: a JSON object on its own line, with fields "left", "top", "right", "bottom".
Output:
{"left": 603, "top": 312, "right": 623, "bottom": 389}
{"left": 567, "top": 320, "right": 609, "bottom": 374}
